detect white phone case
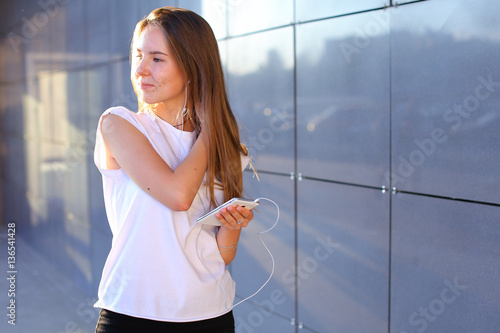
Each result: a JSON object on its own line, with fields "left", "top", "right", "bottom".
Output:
{"left": 196, "top": 198, "right": 260, "bottom": 226}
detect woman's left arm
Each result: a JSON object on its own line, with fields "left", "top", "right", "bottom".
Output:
{"left": 215, "top": 205, "right": 254, "bottom": 265}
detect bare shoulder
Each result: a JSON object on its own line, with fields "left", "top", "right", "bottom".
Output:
{"left": 101, "top": 113, "right": 141, "bottom": 140}
{"left": 100, "top": 113, "right": 151, "bottom": 169}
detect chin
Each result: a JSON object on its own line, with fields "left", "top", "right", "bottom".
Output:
{"left": 140, "top": 95, "right": 159, "bottom": 105}
{"left": 142, "top": 99, "right": 157, "bottom": 105}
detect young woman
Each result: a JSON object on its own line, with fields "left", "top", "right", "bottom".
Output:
{"left": 93, "top": 7, "right": 254, "bottom": 333}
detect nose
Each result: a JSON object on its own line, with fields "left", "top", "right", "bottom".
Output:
{"left": 135, "top": 58, "right": 149, "bottom": 77}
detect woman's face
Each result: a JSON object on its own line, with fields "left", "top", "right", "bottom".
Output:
{"left": 131, "top": 25, "right": 187, "bottom": 110}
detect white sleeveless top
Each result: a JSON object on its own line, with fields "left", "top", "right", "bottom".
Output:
{"left": 93, "top": 106, "right": 247, "bottom": 322}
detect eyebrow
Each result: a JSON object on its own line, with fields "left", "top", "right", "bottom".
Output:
{"left": 136, "top": 48, "right": 168, "bottom": 56}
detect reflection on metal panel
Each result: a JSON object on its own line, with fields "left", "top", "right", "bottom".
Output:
{"left": 296, "top": 0, "right": 389, "bottom": 22}
{"left": 391, "top": 0, "right": 500, "bottom": 204}
{"left": 297, "top": 180, "right": 390, "bottom": 333}
{"left": 226, "top": 27, "right": 295, "bottom": 173}
{"left": 227, "top": 0, "right": 293, "bottom": 36}
{"left": 231, "top": 172, "right": 296, "bottom": 328}
{"left": 391, "top": 192, "right": 500, "bottom": 333}
{"left": 297, "top": 11, "right": 391, "bottom": 187}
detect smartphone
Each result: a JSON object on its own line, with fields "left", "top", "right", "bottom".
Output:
{"left": 196, "top": 198, "right": 260, "bottom": 226}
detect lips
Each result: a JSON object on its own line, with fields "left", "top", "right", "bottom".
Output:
{"left": 138, "top": 82, "right": 154, "bottom": 89}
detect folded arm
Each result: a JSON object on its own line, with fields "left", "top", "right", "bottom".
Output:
{"left": 100, "top": 114, "right": 208, "bottom": 211}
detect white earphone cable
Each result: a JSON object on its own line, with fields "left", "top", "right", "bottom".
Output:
{"left": 195, "top": 197, "right": 280, "bottom": 310}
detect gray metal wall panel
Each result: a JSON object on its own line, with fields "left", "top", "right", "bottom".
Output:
{"left": 297, "top": 12, "right": 391, "bottom": 187}
{"left": 390, "top": 0, "right": 500, "bottom": 204}
{"left": 231, "top": 172, "right": 296, "bottom": 329}
{"left": 297, "top": 180, "right": 390, "bottom": 332}
{"left": 226, "top": 27, "right": 295, "bottom": 174}
{"left": 391, "top": 192, "right": 500, "bottom": 333}
{"left": 296, "top": 0, "right": 390, "bottom": 22}
{"left": 227, "top": 0, "right": 293, "bottom": 36}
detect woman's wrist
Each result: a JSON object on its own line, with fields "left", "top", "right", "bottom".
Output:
{"left": 218, "top": 241, "right": 238, "bottom": 249}
{"left": 218, "top": 241, "right": 238, "bottom": 253}
{"left": 216, "top": 228, "right": 241, "bottom": 255}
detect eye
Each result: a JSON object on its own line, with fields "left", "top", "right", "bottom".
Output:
{"left": 153, "top": 57, "right": 162, "bottom": 62}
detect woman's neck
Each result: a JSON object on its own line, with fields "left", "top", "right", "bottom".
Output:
{"left": 153, "top": 103, "right": 195, "bottom": 131}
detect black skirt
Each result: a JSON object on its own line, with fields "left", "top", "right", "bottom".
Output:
{"left": 95, "top": 309, "right": 235, "bottom": 333}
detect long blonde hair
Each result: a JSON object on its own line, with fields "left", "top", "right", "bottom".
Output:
{"left": 131, "top": 7, "right": 248, "bottom": 208}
